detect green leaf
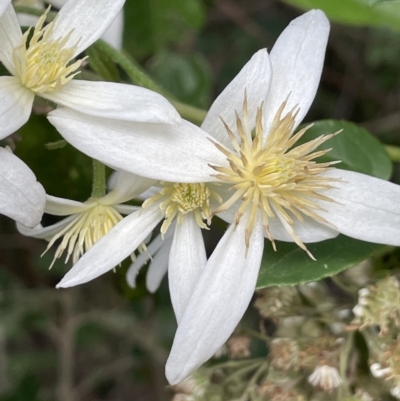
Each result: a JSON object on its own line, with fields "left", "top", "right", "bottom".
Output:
{"left": 257, "top": 236, "right": 387, "bottom": 288}
{"left": 298, "top": 120, "right": 392, "bottom": 180}
{"left": 86, "top": 42, "right": 120, "bottom": 82}
{"left": 282, "top": 0, "right": 400, "bottom": 31}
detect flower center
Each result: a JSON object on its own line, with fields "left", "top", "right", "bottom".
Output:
{"left": 13, "top": 7, "right": 86, "bottom": 93}
{"left": 143, "top": 183, "right": 222, "bottom": 236}
{"left": 210, "top": 97, "right": 340, "bottom": 257}
{"left": 45, "top": 201, "right": 123, "bottom": 267}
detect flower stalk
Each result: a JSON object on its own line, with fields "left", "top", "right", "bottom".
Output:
{"left": 91, "top": 159, "right": 106, "bottom": 198}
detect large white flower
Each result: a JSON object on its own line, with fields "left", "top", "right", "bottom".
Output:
{"left": 47, "top": 9, "right": 400, "bottom": 385}
{"left": 14, "top": 0, "right": 124, "bottom": 49}
{"left": 0, "top": 147, "right": 45, "bottom": 227}
{"left": 0, "top": 0, "right": 180, "bottom": 139}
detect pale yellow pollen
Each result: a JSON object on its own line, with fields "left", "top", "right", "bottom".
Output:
{"left": 13, "top": 6, "right": 86, "bottom": 93}
{"left": 143, "top": 183, "right": 222, "bottom": 236}
{"left": 44, "top": 201, "right": 123, "bottom": 268}
{"left": 210, "top": 96, "right": 341, "bottom": 258}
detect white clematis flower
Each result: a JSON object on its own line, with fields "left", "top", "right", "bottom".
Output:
{"left": 13, "top": 0, "right": 124, "bottom": 49}
{"left": 0, "top": 0, "right": 180, "bottom": 139}
{"left": 17, "top": 171, "right": 152, "bottom": 267}
{"left": 47, "top": 9, "right": 400, "bottom": 385}
{"left": 0, "top": 147, "right": 45, "bottom": 227}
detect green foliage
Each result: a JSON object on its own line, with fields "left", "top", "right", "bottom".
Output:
{"left": 282, "top": 0, "right": 400, "bottom": 31}
{"left": 86, "top": 43, "right": 120, "bottom": 83}
{"left": 257, "top": 235, "right": 387, "bottom": 288}
{"left": 299, "top": 120, "right": 393, "bottom": 180}
{"left": 123, "top": 0, "right": 206, "bottom": 59}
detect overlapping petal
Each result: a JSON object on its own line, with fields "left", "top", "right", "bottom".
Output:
{"left": 169, "top": 214, "right": 207, "bottom": 323}
{"left": 45, "top": 195, "right": 91, "bottom": 216}
{"left": 201, "top": 49, "right": 272, "bottom": 148}
{"left": 0, "top": 148, "right": 45, "bottom": 227}
{"left": 165, "top": 212, "right": 264, "bottom": 385}
{"left": 43, "top": 81, "right": 181, "bottom": 124}
{"left": 263, "top": 10, "right": 330, "bottom": 137}
{"left": 0, "top": 0, "right": 10, "bottom": 18}
{"left": 48, "top": 108, "right": 226, "bottom": 183}
{"left": 50, "top": 0, "right": 125, "bottom": 57}
{"left": 17, "top": 215, "right": 76, "bottom": 240}
{"left": 0, "top": 76, "right": 34, "bottom": 139}
{"left": 56, "top": 203, "right": 163, "bottom": 288}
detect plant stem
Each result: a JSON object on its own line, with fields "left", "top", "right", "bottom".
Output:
{"left": 337, "top": 331, "right": 354, "bottom": 400}
{"left": 93, "top": 40, "right": 207, "bottom": 125}
{"left": 91, "top": 159, "right": 106, "bottom": 198}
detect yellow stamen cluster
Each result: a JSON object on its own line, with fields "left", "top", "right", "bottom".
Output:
{"left": 45, "top": 201, "right": 123, "bottom": 268}
{"left": 13, "top": 7, "right": 85, "bottom": 93}
{"left": 143, "top": 183, "right": 222, "bottom": 236}
{"left": 210, "top": 98, "right": 340, "bottom": 258}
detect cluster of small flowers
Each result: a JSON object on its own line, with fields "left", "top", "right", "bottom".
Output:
{"left": 2, "top": 0, "right": 400, "bottom": 387}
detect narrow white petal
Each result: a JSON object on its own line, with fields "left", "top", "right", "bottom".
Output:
{"left": 113, "top": 204, "right": 139, "bottom": 215}
{"left": 136, "top": 186, "right": 161, "bottom": 201}
{"left": 0, "top": 0, "right": 11, "bottom": 17}
{"left": 102, "top": 171, "right": 155, "bottom": 205}
{"left": 48, "top": 108, "right": 225, "bottom": 183}
{"left": 0, "top": 148, "right": 45, "bottom": 227}
{"left": 169, "top": 214, "right": 207, "bottom": 323}
{"left": 317, "top": 169, "right": 400, "bottom": 246}
{"left": 126, "top": 232, "right": 166, "bottom": 288}
{"left": 16, "top": 13, "right": 38, "bottom": 27}
{"left": 146, "top": 235, "right": 173, "bottom": 293}
{"left": 17, "top": 215, "right": 76, "bottom": 240}
{"left": 0, "top": 4, "right": 21, "bottom": 75}
{"left": 166, "top": 213, "right": 264, "bottom": 385}
{"left": 263, "top": 10, "right": 330, "bottom": 136}
{"left": 269, "top": 214, "right": 338, "bottom": 243}
{"left": 45, "top": 195, "right": 89, "bottom": 216}
{"left": 201, "top": 49, "right": 272, "bottom": 148}
{"left": 43, "top": 80, "right": 181, "bottom": 124}
{"left": 57, "top": 203, "right": 163, "bottom": 288}
{"left": 0, "top": 76, "right": 34, "bottom": 139}
{"left": 101, "top": 10, "right": 123, "bottom": 49}
{"left": 50, "top": 0, "right": 125, "bottom": 56}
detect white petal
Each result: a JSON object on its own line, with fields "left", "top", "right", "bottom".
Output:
{"left": 317, "top": 169, "right": 400, "bottom": 246}
{"left": 165, "top": 213, "right": 264, "bottom": 385}
{"left": 136, "top": 186, "right": 161, "bottom": 201}
{"left": 126, "top": 232, "right": 166, "bottom": 288}
{"left": 0, "top": 148, "right": 45, "bottom": 227}
{"left": 101, "top": 171, "right": 155, "bottom": 205}
{"left": 0, "top": 4, "right": 21, "bottom": 75}
{"left": 0, "top": 76, "right": 34, "bottom": 139}
{"left": 201, "top": 49, "right": 272, "bottom": 148}
{"left": 0, "top": 0, "right": 10, "bottom": 17}
{"left": 45, "top": 195, "right": 90, "bottom": 216}
{"left": 48, "top": 108, "right": 225, "bottom": 183}
{"left": 263, "top": 10, "right": 330, "bottom": 136}
{"left": 43, "top": 80, "right": 181, "bottom": 124}
{"left": 101, "top": 10, "right": 123, "bottom": 49}
{"left": 56, "top": 203, "right": 163, "bottom": 288}
{"left": 168, "top": 214, "right": 207, "bottom": 323}
{"left": 16, "top": 13, "right": 39, "bottom": 27}
{"left": 146, "top": 235, "right": 173, "bottom": 293}
{"left": 113, "top": 204, "right": 139, "bottom": 215}
{"left": 17, "top": 215, "right": 76, "bottom": 240}
{"left": 50, "top": 0, "right": 125, "bottom": 57}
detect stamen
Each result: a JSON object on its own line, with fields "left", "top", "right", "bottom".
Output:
{"left": 143, "top": 183, "right": 222, "bottom": 236}
{"left": 212, "top": 95, "right": 341, "bottom": 258}
{"left": 13, "top": 6, "right": 86, "bottom": 93}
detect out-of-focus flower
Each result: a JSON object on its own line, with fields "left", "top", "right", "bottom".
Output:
{"left": 0, "top": 147, "right": 45, "bottom": 227}
{"left": 257, "top": 381, "right": 305, "bottom": 401}
{"left": 307, "top": 365, "right": 342, "bottom": 392}
{"left": 0, "top": 0, "right": 180, "bottom": 139}
{"left": 13, "top": 0, "right": 124, "bottom": 49}
{"left": 227, "top": 335, "right": 251, "bottom": 359}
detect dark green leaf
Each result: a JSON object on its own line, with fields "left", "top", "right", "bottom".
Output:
{"left": 298, "top": 120, "right": 392, "bottom": 180}
{"left": 257, "top": 236, "right": 388, "bottom": 288}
